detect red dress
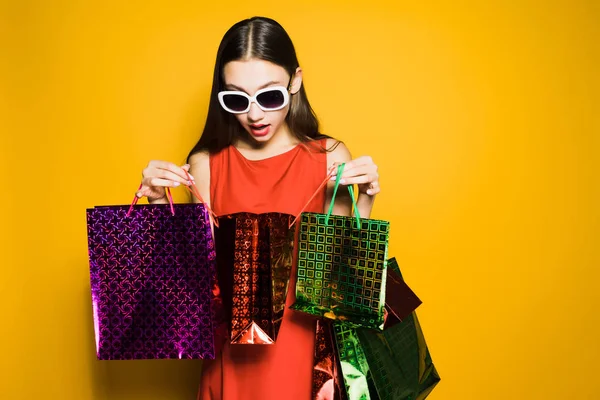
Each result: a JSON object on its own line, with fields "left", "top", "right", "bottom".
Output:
{"left": 198, "top": 140, "right": 328, "bottom": 400}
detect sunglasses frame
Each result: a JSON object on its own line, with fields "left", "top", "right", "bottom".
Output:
{"left": 217, "top": 86, "right": 291, "bottom": 114}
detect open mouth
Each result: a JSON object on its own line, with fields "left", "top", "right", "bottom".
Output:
{"left": 249, "top": 124, "right": 270, "bottom": 136}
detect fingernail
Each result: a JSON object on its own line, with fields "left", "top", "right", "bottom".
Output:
{"left": 340, "top": 179, "right": 346, "bottom": 184}
{"left": 173, "top": 182, "right": 180, "bottom": 187}
{"left": 330, "top": 175, "right": 336, "bottom": 181}
{"left": 367, "top": 190, "right": 372, "bottom": 195}
{"left": 186, "top": 180, "right": 192, "bottom": 186}
{"left": 136, "top": 192, "right": 142, "bottom": 198}
{"left": 188, "top": 174, "right": 195, "bottom": 180}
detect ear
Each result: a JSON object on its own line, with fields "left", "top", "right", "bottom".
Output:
{"left": 289, "top": 67, "right": 303, "bottom": 95}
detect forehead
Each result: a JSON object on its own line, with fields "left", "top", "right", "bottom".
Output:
{"left": 223, "top": 59, "right": 288, "bottom": 91}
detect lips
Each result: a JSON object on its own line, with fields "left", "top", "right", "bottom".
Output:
{"left": 249, "top": 124, "right": 271, "bottom": 137}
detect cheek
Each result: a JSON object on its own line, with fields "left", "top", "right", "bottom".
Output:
{"left": 234, "top": 107, "right": 289, "bottom": 127}
{"left": 234, "top": 114, "right": 246, "bottom": 126}
{"left": 269, "top": 107, "right": 290, "bottom": 126}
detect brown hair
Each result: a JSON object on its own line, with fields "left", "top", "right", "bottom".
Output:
{"left": 187, "top": 16, "right": 337, "bottom": 161}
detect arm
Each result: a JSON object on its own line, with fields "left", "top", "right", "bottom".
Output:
{"left": 187, "top": 151, "right": 212, "bottom": 207}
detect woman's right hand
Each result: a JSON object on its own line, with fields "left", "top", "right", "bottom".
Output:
{"left": 136, "top": 160, "right": 194, "bottom": 203}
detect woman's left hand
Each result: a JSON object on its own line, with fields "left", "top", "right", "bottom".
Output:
{"left": 329, "top": 156, "right": 380, "bottom": 196}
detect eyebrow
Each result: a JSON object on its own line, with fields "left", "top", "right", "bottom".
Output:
{"left": 224, "top": 80, "right": 282, "bottom": 93}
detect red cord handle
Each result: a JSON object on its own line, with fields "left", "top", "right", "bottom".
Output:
{"left": 126, "top": 172, "right": 219, "bottom": 228}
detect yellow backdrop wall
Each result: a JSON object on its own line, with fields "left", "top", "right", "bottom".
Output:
{"left": 1, "top": 0, "right": 598, "bottom": 399}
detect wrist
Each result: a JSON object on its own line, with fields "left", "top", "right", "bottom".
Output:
{"left": 356, "top": 192, "right": 375, "bottom": 219}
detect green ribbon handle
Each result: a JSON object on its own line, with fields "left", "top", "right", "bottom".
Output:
{"left": 325, "top": 163, "right": 362, "bottom": 227}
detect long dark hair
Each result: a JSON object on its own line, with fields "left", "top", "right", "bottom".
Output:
{"left": 187, "top": 16, "right": 332, "bottom": 161}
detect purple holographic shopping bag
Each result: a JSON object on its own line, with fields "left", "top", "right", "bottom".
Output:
{"left": 86, "top": 184, "right": 218, "bottom": 360}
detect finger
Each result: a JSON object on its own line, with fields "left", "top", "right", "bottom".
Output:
{"left": 369, "top": 181, "right": 380, "bottom": 190}
{"left": 147, "top": 161, "right": 191, "bottom": 181}
{"left": 366, "top": 181, "right": 381, "bottom": 195}
{"left": 142, "top": 177, "right": 185, "bottom": 188}
{"left": 342, "top": 156, "right": 374, "bottom": 171}
{"left": 136, "top": 187, "right": 157, "bottom": 198}
{"left": 340, "top": 165, "right": 377, "bottom": 180}
{"left": 338, "top": 174, "right": 379, "bottom": 185}
{"left": 144, "top": 167, "right": 191, "bottom": 186}
{"left": 148, "top": 160, "right": 179, "bottom": 170}
{"left": 181, "top": 164, "right": 195, "bottom": 180}
{"left": 366, "top": 185, "right": 381, "bottom": 195}
{"left": 328, "top": 161, "right": 356, "bottom": 179}
{"left": 327, "top": 162, "right": 344, "bottom": 174}
{"left": 331, "top": 167, "right": 378, "bottom": 183}
{"left": 329, "top": 157, "right": 376, "bottom": 178}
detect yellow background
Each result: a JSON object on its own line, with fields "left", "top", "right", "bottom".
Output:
{"left": 1, "top": 0, "right": 598, "bottom": 399}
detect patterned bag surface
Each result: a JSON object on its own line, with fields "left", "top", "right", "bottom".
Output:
{"left": 214, "top": 212, "right": 295, "bottom": 344}
{"left": 86, "top": 203, "right": 216, "bottom": 360}
{"left": 312, "top": 319, "right": 347, "bottom": 400}
{"left": 355, "top": 312, "right": 440, "bottom": 400}
{"left": 291, "top": 164, "right": 390, "bottom": 330}
{"left": 332, "top": 259, "right": 439, "bottom": 400}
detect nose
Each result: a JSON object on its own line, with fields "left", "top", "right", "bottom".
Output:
{"left": 247, "top": 101, "right": 264, "bottom": 122}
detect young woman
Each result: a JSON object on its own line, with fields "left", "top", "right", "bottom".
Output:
{"left": 136, "top": 16, "right": 381, "bottom": 400}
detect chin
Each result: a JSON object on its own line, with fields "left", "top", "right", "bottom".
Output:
{"left": 252, "top": 133, "right": 275, "bottom": 142}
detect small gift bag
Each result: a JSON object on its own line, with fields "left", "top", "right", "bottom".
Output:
{"left": 86, "top": 180, "right": 218, "bottom": 359}
{"left": 291, "top": 164, "right": 391, "bottom": 330}
{"left": 214, "top": 212, "right": 295, "bottom": 344}
{"left": 382, "top": 257, "right": 422, "bottom": 328}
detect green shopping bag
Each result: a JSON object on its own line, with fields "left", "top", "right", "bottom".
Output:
{"left": 333, "top": 260, "right": 440, "bottom": 400}
{"left": 290, "top": 164, "right": 391, "bottom": 330}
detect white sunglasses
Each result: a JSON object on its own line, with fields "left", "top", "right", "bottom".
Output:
{"left": 217, "top": 86, "right": 290, "bottom": 114}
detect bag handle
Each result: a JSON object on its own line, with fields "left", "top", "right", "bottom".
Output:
{"left": 325, "top": 164, "right": 361, "bottom": 226}
{"left": 288, "top": 163, "right": 361, "bottom": 229}
{"left": 182, "top": 170, "right": 220, "bottom": 228}
{"left": 126, "top": 171, "right": 219, "bottom": 227}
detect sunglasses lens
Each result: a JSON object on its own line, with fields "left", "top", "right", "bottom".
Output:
{"left": 222, "top": 94, "right": 249, "bottom": 112}
{"left": 257, "top": 89, "right": 285, "bottom": 109}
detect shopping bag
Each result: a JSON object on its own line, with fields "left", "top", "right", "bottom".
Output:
{"left": 86, "top": 182, "right": 218, "bottom": 359}
{"left": 383, "top": 257, "right": 422, "bottom": 328}
{"left": 311, "top": 257, "right": 423, "bottom": 399}
{"left": 354, "top": 312, "right": 440, "bottom": 400}
{"left": 291, "top": 163, "right": 390, "bottom": 330}
{"left": 214, "top": 212, "right": 295, "bottom": 344}
{"left": 312, "top": 319, "right": 347, "bottom": 400}
{"left": 333, "top": 260, "right": 440, "bottom": 400}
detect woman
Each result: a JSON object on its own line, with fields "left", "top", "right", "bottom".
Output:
{"left": 136, "top": 16, "right": 380, "bottom": 400}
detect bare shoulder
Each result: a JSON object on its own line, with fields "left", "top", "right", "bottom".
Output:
{"left": 188, "top": 150, "right": 211, "bottom": 180}
{"left": 325, "top": 138, "right": 352, "bottom": 166}
{"left": 187, "top": 150, "right": 211, "bottom": 205}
